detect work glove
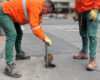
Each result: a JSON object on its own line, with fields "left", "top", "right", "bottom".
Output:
{"left": 73, "top": 12, "right": 78, "bottom": 21}
{"left": 44, "top": 36, "right": 52, "bottom": 46}
{"left": 88, "top": 9, "right": 97, "bottom": 21}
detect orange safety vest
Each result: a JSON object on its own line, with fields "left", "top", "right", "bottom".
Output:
{"left": 2, "top": 0, "right": 45, "bottom": 40}
{"left": 74, "top": 0, "right": 100, "bottom": 13}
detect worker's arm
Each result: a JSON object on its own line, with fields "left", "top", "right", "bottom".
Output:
{"left": 93, "top": 0, "right": 99, "bottom": 10}
{"left": 88, "top": 0, "right": 99, "bottom": 21}
{"left": 29, "top": 6, "right": 52, "bottom": 46}
{"left": 29, "top": 6, "right": 45, "bottom": 40}
{"left": 74, "top": 1, "right": 78, "bottom": 12}
{"left": 73, "top": 0, "right": 78, "bottom": 21}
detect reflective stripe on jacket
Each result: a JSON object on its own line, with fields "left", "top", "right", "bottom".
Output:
{"left": 2, "top": 0, "right": 45, "bottom": 40}
{"left": 74, "top": 0, "right": 100, "bottom": 13}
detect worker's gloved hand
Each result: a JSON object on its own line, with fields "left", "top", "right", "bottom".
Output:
{"left": 44, "top": 37, "right": 52, "bottom": 46}
{"left": 73, "top": 12, "right": 78, "bottom": 21}
{"left": 88, "top": 9, "right": 97, "bottom": 21}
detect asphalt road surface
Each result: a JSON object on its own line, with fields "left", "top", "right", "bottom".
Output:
{"left": 0, "top": 18, "right": 100, "bottom": 80}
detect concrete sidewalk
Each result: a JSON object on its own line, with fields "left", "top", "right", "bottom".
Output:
{"left": 0, "top": 33, "right": 100, "bottom": 80}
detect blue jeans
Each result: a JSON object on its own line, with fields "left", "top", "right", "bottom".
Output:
{"left": 78, "top": 11, "right": 98, "bottom": 58}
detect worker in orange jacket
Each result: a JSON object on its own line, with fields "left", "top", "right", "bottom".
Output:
{"left": 0, "top": 0, "right": 55, "bottom": 78}
{"left": 73, "top": 0, "right": 100, "bottom": 71}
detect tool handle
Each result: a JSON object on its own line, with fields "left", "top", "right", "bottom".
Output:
{"left": 45, "top": 43, "right": 49, "bottom": 67}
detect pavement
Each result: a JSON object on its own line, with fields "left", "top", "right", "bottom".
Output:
{"left": 0, "top": 19, "right": 100, "bottom": 80}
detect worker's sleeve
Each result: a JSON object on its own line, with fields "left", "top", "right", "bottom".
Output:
{"left": 29, "top": 7, "right": 46, "bottom": 41}
{"left": 74, "top": 1, "right": 77, "bottom": 12}
{"left": 93, "top": 0, "right": 99, "bottom": 10}
{"left": 96, "top": 0, "right": 100, "bottom": 8}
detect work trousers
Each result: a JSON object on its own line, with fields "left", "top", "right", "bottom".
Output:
{"left": 0, "top": 6, "right": 23, "bottom": 63}
{"left": 78, "top": 11, "right": 98, "bottom": 58}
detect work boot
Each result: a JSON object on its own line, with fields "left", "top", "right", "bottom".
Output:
{"left": 5, "top": 62, "right": 22, "bottom": 78}
{"left": 73, "top": 52, "right": 88, "bottom": 59}
{"left": 87, "top": 57, "right": 96, "bottom": 71}
{"left": 16, "top": 51, "right": 30, "bottom": 60}
{"left": 48, "top": 63, "right": 56, "bottom": 68}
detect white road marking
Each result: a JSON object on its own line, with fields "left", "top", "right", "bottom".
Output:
{"left": 44, "top": 25, "right": 100, "bottom": 32}
{"left": 44, "top": 25, "right": 79, "bottom": 31}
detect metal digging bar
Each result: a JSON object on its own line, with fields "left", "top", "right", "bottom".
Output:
{"left": 45, "top": 43, "right": 49, "bottom": 67}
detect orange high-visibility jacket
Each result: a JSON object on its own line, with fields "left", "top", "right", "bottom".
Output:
{"left": 74, "top": 0, "right": 100, "bottom": 13}
{"left": 2, "top": 0, "right": 45, "bottom": 40}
